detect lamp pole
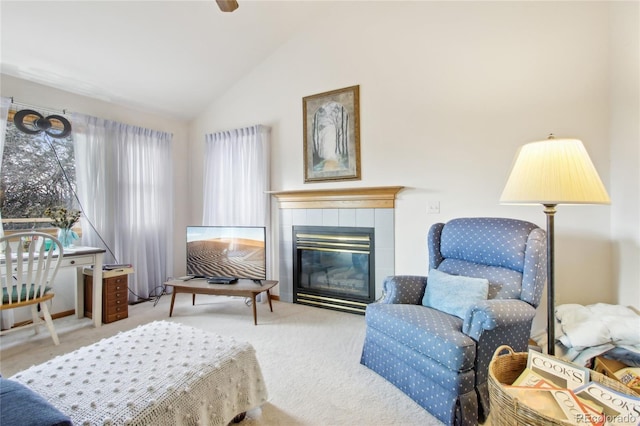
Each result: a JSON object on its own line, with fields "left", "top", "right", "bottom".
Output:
{"left": 544, "top": 204, "right": 557, "bottom": 355}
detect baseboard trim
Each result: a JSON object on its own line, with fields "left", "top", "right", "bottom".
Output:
{"left": 11, "top": 309, "right": 75, "bottom": 328}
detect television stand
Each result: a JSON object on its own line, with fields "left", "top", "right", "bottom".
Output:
{"left": 165, "top": 278, "right": 278, "bottom": 325}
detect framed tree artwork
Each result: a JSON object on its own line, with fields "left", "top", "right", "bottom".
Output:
{"left": 303, "top": 85, "right": 360, "bottom": 183}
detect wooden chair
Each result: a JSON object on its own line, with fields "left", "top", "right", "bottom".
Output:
{"left": 0, "top": 231, "right": 64, "bottom": 345}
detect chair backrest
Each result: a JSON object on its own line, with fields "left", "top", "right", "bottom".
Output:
{"left": 0, "top": 232, "right": 64, "bottom": 308}
{"left": 428, "top": 217, "right": 546, "bottom": 307}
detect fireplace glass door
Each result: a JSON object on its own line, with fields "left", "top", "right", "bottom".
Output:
{"left": 293, "top": 226, "right": 375, "bottom": 314}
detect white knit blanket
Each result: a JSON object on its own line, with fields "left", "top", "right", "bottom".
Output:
{"left": 556, "top": 303, "right": 640, "bottom": 366}
{"left": 10, "top": 320, "right": 268, "bottom": 426}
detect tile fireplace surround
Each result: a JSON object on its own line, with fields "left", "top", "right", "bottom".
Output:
{"left": 271, "top": 186, "right": 403, "bottom": 304}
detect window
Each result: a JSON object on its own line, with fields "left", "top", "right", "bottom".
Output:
{"left": 1, "top": 113, "right": 77, "bottom": 232}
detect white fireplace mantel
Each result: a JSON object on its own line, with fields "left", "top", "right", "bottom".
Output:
{"left": 272, "top": 186, "right": 402, "bottom": 304}
{"left": 269, "top": 186, "right": 404, "bottom": 209}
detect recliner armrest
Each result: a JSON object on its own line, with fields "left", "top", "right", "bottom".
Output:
{"left": 378, "top": 275, "right": 427, "bottom": 305}
{"left": 463, "top": 299, "right": 537, "bottom": 340}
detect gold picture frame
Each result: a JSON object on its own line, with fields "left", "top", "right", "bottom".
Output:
{"left": 303, "top": 85, "right": 360, "bottom": 183}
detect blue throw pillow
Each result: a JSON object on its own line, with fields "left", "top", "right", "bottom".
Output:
{"left": 422, "top": 269, "right": 489, "bottom": 319}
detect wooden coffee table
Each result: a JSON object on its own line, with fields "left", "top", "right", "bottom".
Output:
{"left": 166, "top": 278, "right": 278, "bottom": 325}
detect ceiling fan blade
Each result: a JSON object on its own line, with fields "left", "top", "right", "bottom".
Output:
{"left": 216, "top": 0, "right": 239, "bottom": 12}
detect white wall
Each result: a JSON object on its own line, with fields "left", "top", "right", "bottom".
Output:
{"left": 609, "top": 2, "right": 640, "bottom": 309}
{"left": 190, "top": 1, "right": 639, "bottom": 333}
{"left": 1, "top": 74, "right": 191, "bottom": 317}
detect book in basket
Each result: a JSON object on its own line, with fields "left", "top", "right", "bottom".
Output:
{"left": 504, "top": 386, "right": 600, "bottom": 425}
{"left": 513, "top": 368, "right": 561, "bottom": 389}
{"left": 573, "top": 381, "right": 640, "bottom": 426}
{"left": 507, "top": 351, "right": 606, "bottom": 425}
{"left": 527, "top": 349, "right": 591, "bottom": 390}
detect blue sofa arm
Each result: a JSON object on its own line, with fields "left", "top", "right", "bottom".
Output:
{"left": 378, "top": 275, "right": 427, "bottom": 305}
{"left": 463, "top": 299, "right": 537, "bottom": 340}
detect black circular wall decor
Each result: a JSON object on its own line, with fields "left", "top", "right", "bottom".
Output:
{"left": 13, "top": 109, "right": 72, "bottom": 139}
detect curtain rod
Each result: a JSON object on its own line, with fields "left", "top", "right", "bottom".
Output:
{"left": 10, "top": 97, "right": 70, "bottom": 116}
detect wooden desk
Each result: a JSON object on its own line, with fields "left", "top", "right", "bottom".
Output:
{"left": 0, "top": 246, "right": 106, "bottom": 328}
{"left": 166, "top": 279, "right": 278, "bottom": 325}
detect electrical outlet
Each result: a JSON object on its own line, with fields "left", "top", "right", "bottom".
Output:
{"left": 427, "top": 201, "right": 440, "bottom": 214}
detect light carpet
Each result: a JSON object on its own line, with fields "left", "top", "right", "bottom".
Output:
{"left": 0, "top": 294, "right": 445, "bottom": 425}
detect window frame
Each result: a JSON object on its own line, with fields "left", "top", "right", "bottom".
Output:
{"left": 1, "top": 109, "right": 81, "bottom": 237}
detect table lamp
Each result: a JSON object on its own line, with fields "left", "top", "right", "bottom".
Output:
{"left": 500, "top": 135, "right": 610, "bottom": 355}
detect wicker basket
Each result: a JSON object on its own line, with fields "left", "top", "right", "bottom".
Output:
{"left": 488, "top": 345, "right": 639, "bottom": 426}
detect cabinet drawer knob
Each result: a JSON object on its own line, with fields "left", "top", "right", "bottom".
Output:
{"left": 69, "top": 260, "right": 75, "bottom": 265}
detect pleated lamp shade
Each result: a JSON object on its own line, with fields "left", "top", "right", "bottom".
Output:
{"left": 500, "top": 138, "right": 610, "bottom": 205}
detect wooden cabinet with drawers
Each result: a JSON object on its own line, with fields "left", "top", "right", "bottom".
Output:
{"left": 84, "top": 269, "right": 132, "bottom": 324}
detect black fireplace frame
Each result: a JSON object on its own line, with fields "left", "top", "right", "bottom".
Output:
{"left": 293, "top": 225, "right": 375, "bottom": 315}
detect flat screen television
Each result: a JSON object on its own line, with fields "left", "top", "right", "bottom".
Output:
{"left": 186, "top": 226, "right": 266, "bottom": 280}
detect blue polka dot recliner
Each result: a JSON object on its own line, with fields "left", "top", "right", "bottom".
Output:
{"left": 360, "top": 217, "right": 546, "bottom": 425}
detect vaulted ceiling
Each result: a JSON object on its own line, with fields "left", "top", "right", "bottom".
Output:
{"left": 1, "top": 1, "right": 334, "bottom": 120}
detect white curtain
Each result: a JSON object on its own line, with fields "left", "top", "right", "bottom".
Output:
{"left": 0, "top": 98, "right": 9, "bottom": 149}
{"left": 0, "top": 97, "right": 12, "bottom": 328}
{"left": 72, "top": 113, "right": 174, "bottom": 301}
{"left": 203, "top": 125, "right": 270, "bottom": 226}
{"left": 0, "top": 96, "right": 11, "bottom": 239}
